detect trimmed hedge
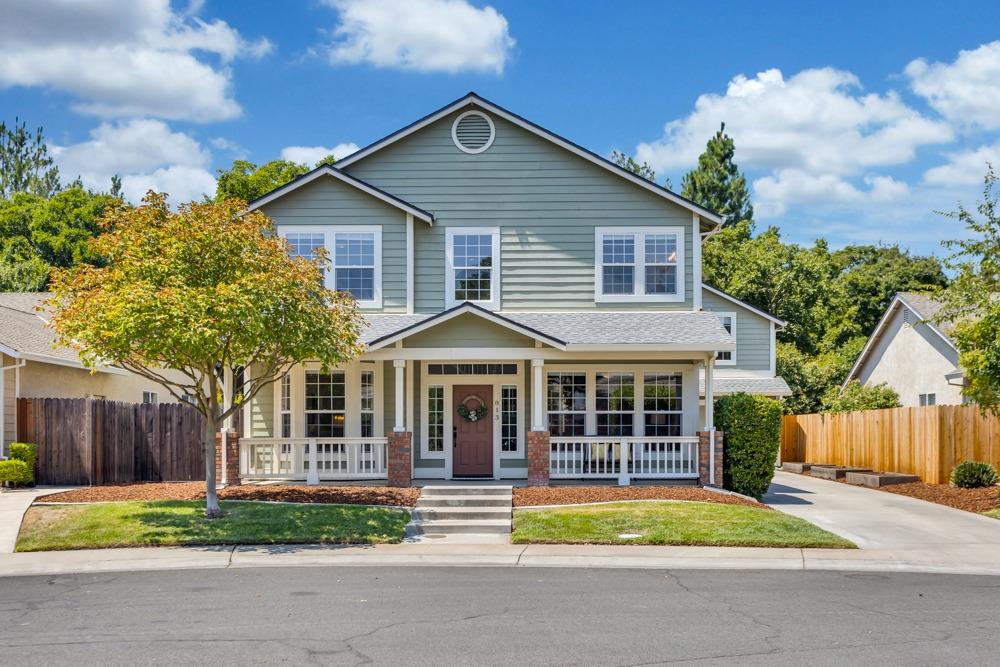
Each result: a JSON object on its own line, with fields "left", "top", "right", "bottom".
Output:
{"left": 8, "top": 442, "right": 37, "bottom": 484}
{"left": 950, "top": 461, "right": 999, "bottom": 488}
{"left": 0, "top": 459, "right": 32, "bottom": 487}
{"left": 716, "top": 393, "right": 783, "bottom": 500}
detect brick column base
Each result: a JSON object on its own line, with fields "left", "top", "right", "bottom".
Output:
{"left": 214, "top": 429, "right": 241, "bottom": 487}
{"left": 527, "top": 430, "right": 550, "bottom": 486}
{"left": 697, "top": 430, "right": 724, "bottom": 487}
{"left": 388, "top": 431, "right": 412, "bottom": 487}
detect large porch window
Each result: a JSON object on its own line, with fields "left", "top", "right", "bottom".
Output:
{"left": 304, "top": 371, "right": 346, "bottom": 438}
{"left": 595, "top": 372, "right": 634, "bottom": 436}
{"left": 643, "top": 372, "right": 683, "bottom": 436}
{"left": 547, "top": 372, "right": 586, "bottom": 436}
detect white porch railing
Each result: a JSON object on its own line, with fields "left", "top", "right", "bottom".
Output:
{"left": 240, "top": 437, "right": 388, "bottom": 481}
{"left": 549, "top": 436, "right": 700, "bottom": 482}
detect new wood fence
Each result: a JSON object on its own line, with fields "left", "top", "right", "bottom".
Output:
{"left": 16, "top": 397, "right": 206, "bottom": 485}
{"left": 781, "top": 405, "right": 1000, "bottom": 484}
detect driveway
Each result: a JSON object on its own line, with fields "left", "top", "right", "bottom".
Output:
{"left": 764, "top": 471, "right": 1000, "bottom": 558}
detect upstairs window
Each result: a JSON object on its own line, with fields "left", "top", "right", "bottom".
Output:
{"left": 281, "top": 226, "right": 382, "bottom": 308}
{"left": 595, "top": 227, "right": 684, "bottom": 302}
{"left": 446, "top": 227, "right": 500, "bottom": 309}
{"left": 715, "top": 313, "right": 736, "bottom": 365}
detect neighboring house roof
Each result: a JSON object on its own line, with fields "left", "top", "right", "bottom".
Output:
{"left": 245, "top": 164, "right": 436, "bottom": 223}
{"left": 701, "top": 284, "right": 787, "bottom": 327}
{"left": 363, "top": 302, "right": 736, "bottom": 351}
{"left": 843, "top": 291, "right": 957, "bottom": 389}
{"left": 334, "top": 92, "right": 723, "bottom": 231}
{"left": 698, "top": 374, "right": 792, "bottom": 397}
{"left": 0, "top": 293, "right": 123, "bottom": 373}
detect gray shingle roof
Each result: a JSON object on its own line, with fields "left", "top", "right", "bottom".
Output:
{"left": 0, "top": 292, "right": 81, "bottom": 363}
{"left": 362, "top": 307, "right": 735, "bottom": 348}
{"left": 699, "top": 374, "right": 792, "bottom": 397}
{"left": 897, "top": 292, "right": 953, "bottom": 343}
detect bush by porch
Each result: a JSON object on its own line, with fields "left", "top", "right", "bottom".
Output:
{"left": 511, "top": 501, "right": 855, "bottom": 548}
{"left": 16, "top": 500, "right": 410, "bottom": 552}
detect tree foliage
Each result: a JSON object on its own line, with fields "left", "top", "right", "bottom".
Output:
{"left": 47, "top": 193, "right": 366, "bottom": 516}
{"left": 824, "top": 381, "right": 901, "bottom": 413}
{"left": 0, "top": 118, "right": 61, "bottom": 199}
{"left": 681, "top": 122, "right": 753, "bottom": 228}
{"left": 610, "top": 150, "right": 670, "bottom": 188}
{"left": 934, "top": 166, "right": 1000, "bottom": 415}
{"left": 215, "top": 156, "right": 339, "bottom": 203}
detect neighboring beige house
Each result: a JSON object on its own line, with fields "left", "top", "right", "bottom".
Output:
{"left": 0, "top": 293, "right": 181, "bottom": 455}
{"left": 843, "top": 292, "right": 965, "bottom": 407}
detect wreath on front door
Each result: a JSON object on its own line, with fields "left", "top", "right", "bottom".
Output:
{"left": 457, "top": 395, "right": 489, "bottom": 422}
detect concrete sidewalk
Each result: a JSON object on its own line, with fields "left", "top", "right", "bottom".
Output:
{"left": 4, "top": 540, "right": 1000, "bottom": 577}
{"left": 764, "top": 470, "right": 1000, "bottom": 549}
{"left": 0, "top": 487, "right": 76, "bottom": 553}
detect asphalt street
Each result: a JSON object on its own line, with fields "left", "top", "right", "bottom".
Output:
{"left": 1, "top": 566, "right": 997, "bottom": 665}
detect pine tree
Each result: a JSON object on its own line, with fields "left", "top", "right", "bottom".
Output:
{"left": 681, "top": 123, "right": 753, "bottom": 228}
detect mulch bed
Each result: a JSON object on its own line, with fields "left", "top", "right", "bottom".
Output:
{"left": 513, "top": 486, "right": 765, "bottom": 509}
{"left": 38, "top": 482, "right": 421, "bottom": 508}
{"left": 879, "top": 482, "right": 1000, "bottom": 514}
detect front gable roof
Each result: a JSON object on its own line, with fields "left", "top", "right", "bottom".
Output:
{"left": 245, "top": 164, "right": 435, "bottom": 224}
{"left": 702, "top": 284, "right": 787, "bottom": 328}
{"left": 336, "top": 92, "right": 723, "bottom": 231}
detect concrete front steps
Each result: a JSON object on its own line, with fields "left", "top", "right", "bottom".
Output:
{"left": 406, "top": 485, "right": 513, "bottom": 540}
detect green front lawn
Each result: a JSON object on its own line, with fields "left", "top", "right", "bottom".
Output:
{"left": 16, "top": 500, "right": 410, "bottom": 552}
{"left": 512, "top": 501, "right": 855, "bottom": 548}
{"left": 983, "top": 509, "right": 1000, "bottom": 520}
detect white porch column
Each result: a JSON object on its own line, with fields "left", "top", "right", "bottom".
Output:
{"left": 393, "top": 359, "right": 406, "bottom": 432}
{"left": 704, "top": 354, "right": 715, "bottom": 430}
{"left": 222, "top": 365, "right": 234, "bottom": 430}
{"left": 531, "top": 359, "right": 545, "bottom": 431}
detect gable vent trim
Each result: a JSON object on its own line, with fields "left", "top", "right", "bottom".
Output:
{"left": 452, "top": 110, "right": 495, "bottom": 154}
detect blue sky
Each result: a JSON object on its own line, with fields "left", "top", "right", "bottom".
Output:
{"left": 4, "top": 1, "right": 1000, "bottom": 256}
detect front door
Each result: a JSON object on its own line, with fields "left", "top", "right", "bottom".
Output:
{"left": 453, "top": 384, "right": 493, "bottom": 477}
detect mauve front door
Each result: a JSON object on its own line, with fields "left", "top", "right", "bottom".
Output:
{"left": 453, "top": 385, "right": 493, "bottom": 477}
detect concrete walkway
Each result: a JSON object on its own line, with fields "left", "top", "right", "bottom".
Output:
{"left": 0, "top": 487, "right": 76, "bottom": 553}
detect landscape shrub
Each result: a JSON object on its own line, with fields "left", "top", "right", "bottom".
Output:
{"left": 0, "top": 459, "right": 32, "bottom": 488}
{"left": 8, "top": 442, "right": 37, "bottom": 483}
{"left": 950, "top": 461, "right": 999, "bottom": 489}
{"left": 716, "top": 393, "right": 784, "bottom": 500}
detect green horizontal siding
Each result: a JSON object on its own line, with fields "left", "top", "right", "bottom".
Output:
{"left": 702, "top": 290, "right": 772, "bottom": 371}
{"left": 259, "top": 176, "right": 408, "bottom": 313}
{"left": 346, "top": 110, "right": 695, "bottom": 312}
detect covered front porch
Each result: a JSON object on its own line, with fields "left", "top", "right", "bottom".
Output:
{"left": 235, "top": 304, "right": 730, "bottom": 487}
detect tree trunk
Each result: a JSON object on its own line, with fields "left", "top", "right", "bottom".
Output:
{"left": 203, "top": 417, "right": 222, "bottom": 518}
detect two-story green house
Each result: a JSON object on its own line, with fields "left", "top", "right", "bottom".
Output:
{"left": 236, "top": 93, "right": 790, "bottom": 487}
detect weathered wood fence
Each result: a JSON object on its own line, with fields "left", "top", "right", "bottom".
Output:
{"left": 781, "top": 405, "right": 1000, "bottom": 484}
{"left": 16, "top": 398, "right": 206, "bottom": 485}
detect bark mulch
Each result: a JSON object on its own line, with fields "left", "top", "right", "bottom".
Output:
{"left": 38, "top": 482, "right": 421, "bottom": 508}
{"left": 512, "top": 486, "right": 766, "bottom": 509}
{"left": 879, "top": 482, "right": 1000, "bottom": 514}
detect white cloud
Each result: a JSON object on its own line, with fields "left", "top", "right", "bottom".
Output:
{"left": 51, "top": 119, "right": 216, "bottom": 204}
{"left": 280, "top": 143, "right": 360, "bottom": 166}
{"left": 0, "top": 0, "right": 271, "bottom": 122}
{"left": 865, "top": 175, "right": 910, "bottom": 202}
{"left": 924, "top": 141, "right": 1000, "bottom": 186}
{"left": 323, "top": 0, "right": 514, "bottom": 74}
{"left": 906, "top": 41, "right": 1000, "bottom": 130}
{"left": 751, "top": 171, "right": 910, "bottom": 217}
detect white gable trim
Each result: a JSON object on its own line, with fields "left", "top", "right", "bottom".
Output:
{"left": 842, "top": 294, "right": 958, "bottom": 390}
{"left": 336, "top": 93, "right": 723, "bottom": 226}
{"left": 702, "top": 284, "right": 786, "bottom": 327}
{"left": 246, "top": 165, "right": 434, "bottom": 224}
{"left": 366, "top": 304, "right": 568, "bottom": 351}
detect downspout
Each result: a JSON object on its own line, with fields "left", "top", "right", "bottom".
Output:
{"left": 1, "top": 358, "right": 27, "bottom": 457}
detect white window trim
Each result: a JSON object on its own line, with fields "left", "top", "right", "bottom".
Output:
{"left": 594, "top": 226, "right": 685, "bottom": 303}
{"left": 274, "top": 361, "right": 383, "bottom": 439}
{"left": 451, "top": 110, "right": 496, "bottom": 154}
{"left": 142, "top": 391, "right": 158, "bottom": 405}
{"left": 277, "top": 225, "right": 383, "bottom": 309}
{"left": 445, "top": 226, "right": 501, "bottom": 310}
{"left": 714, "top": 312, "right": 737, "bottom": 366}
{"left": 594, "top": 371, "right": 637, "bottom": 437}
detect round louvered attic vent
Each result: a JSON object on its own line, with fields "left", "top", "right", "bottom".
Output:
{"left": 452, "top": 110, "right": 495, "bottom": 154}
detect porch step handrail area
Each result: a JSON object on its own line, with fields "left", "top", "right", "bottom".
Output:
{"left": 549, "top": 436, "right": 700, "bottom": 481}
{"left": 240, "top": 437, "right": 388, "bottom": 481}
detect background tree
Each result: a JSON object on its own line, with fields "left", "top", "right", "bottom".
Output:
{"left": 934, "top": 166, "right": 1000, "bottom": 414}
{"left": 48, "top": 193, "right": 365, "bottom": 516}
{"left": 823, "top": 380, "right": 901, "bottom": 412}
{"left": 610, "top": 150, "right": 670, "bottom": 188}
{"left": 0, "top": 118, "right": 61, "bottom": 198}
{"left": 215, "top": 156, "right": 339, "bottom": 203}
{"left": 680, "top": 122, "right": 753, "bottom": 229}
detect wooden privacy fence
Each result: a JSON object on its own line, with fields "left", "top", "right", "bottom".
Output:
{"left": 16, "top": 398, "right": 206, "bottom": 485}
{"left": 781, "top": 405, "right": 1000, "bottom": 484}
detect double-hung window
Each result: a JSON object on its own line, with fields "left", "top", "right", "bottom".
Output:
{"left": 595, "top": 372, "right": 634, "bottom": 436}
{"left": 643, "top": 372, "right": 683, "bottom": 436}
{"left": 715, "top": 312, "right": 736, "bottom": 365}
{"left": 547, "top": 372, "right": 587, "bottom": 437}
{"left": 595, "top": 227, "right": 684, "bottom": 302}
{"left": 446, "top": 227, "right": 500, "bottom": 309}
{"left": 281, "top": 226, "right": 382, "bottom": 308}
{"left": 304, "top": 371, "right": 346, "bottom": 438}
